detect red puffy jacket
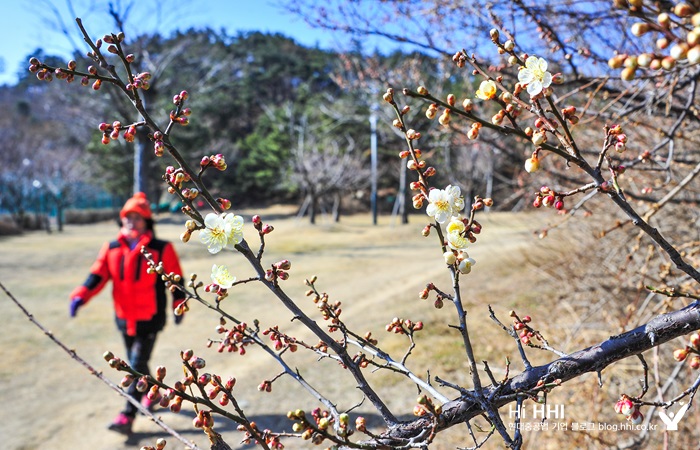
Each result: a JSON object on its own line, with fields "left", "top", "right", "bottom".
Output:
{"left": 70, "top": 231, "right": 185, "bottom": 336}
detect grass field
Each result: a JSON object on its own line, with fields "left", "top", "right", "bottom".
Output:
{"left": 0, "top": 207, "right": 578, "bottom": 450}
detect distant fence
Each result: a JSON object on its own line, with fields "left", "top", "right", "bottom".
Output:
{"left": 0, "top": 184, "right": 124, "bottom": 217}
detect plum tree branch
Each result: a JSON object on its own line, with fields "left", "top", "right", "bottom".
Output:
{"left": 365, "top": 301, "right": 700, "bottom": 447}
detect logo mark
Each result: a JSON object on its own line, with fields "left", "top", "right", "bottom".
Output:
{"left": 658, "top": 403, "right": 690, "bottom": 431}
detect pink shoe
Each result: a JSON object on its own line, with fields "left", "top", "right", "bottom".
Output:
{"left": 141, "top": 395, "right": 157, "bottom": 412}
{"left": 107, "top": 413, "right": 133, "bottom": 434}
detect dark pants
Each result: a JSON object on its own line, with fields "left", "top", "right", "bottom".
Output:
{"left": 122, "top": 332, "right": 157, "bottom": 417}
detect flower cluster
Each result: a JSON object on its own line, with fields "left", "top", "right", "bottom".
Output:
{"left": 126, "top": 71, "right": 151, "bottom": 91}
{"left": 287, "top": 407, "right": 354, "bottom": 444}
{"left": 426, "top": 185, "right": 465, "bottom": 223}
{"left": 609, "top": 6, "right": 700, "bottom": 79}
{"left": 262, "top": 326, "right": 299, "bottom": 352}
{"left": 456, "top": 253, "right": 476, "bottom": 275}
{"left": 165, "top": 165, "right": 192, "bottom": 191}
{"left": 238, "top": 421, "right": 284, "bottom": 449}
{"left": 413, "top": 395, "right": 441, "bottom": 417}
{"left": 212, "top": 321, "right": 253, "bottom": 355}
{"left": 385, "top": 317, "right": 424, "bottom": 334}
{"left": 532, "top": 186, "right": 565, "bottom": 211}
{"left": 200, "top": 153, "right": 228, "bottom": 171}
{"left": 264, "top": 259, "right": 292, "bottom": 283}
{"left": 608, "top": 124, "right": 628, "bottom": 154}
{"left": 308, "top": 288, "right": 343, "bottom": 331}
{"left": 199, "top": 213, "right": 244, "bottom": 254}
{"left": 97, "top": 120, "right": 138, "bottom": 145}
{"left": 169, "top": 90, "right": 191, "bottom": 125}
{"left": 513, "top": 314, "right": 535, "bottom": 345}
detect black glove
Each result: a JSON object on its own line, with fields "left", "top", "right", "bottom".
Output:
{"left": 70, "top": 298, "right": 84, "bottom": 317}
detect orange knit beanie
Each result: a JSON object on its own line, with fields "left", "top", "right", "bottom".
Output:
{"left": 120, "top": 192, "right": 152, "bottom": 219}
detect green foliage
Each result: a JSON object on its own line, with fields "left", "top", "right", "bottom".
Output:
{"left": 235, "top": 108, "right": 295, "bottom": 201}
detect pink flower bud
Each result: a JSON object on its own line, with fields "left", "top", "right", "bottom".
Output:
{"left": 198, "top": 373, "right": 211, "bottom": 386}
{"left": 275, "top": 259, "right": 292, "bottom": 270}
{"left": 628, "top": 409, "right": 643, "bottom": 424}
{"left": 147, "top": 385, "right": 161, "bottom": 402}
{"left": 217, "top": 198, "right": 231, "bottom": 210}
{"left": 190, "top": 357, "right": 206, "bottom": 369}
{"left": 690, "top": 355, "right": 700, "bottom": 370}
{"left": 690, "top": 333, "right": 700, "bottom": 348}
{"left": 120, "top": 374, "right": 135, "bottom": 387}
{"left": 543, "top": 195, "right": 555, "bottom": 207}
{"left": 136, "top": 376, "right": 149, "bottom": 393}
{"left": 170, "top": 397, "right": 182, "bottom": 413}
{"left": 181, "top": 349, "right": 194, "bottom": 361}
{"left": 674, "top": 347, "right": 689, "bottom": 362}
{"left": 614, "top": 396, "right": 635, "bottom": 415}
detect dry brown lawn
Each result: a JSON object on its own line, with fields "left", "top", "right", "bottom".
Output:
{"left": 0, "top": 207, "right": 620, "bottom": 449}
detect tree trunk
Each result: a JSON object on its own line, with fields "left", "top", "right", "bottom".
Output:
{"left": 332, "top": 192, "right": 341, "bottom": 223}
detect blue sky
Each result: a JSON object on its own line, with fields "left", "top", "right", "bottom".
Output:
{"left": 0, "top": 1, "right": 376, "bottom": 86}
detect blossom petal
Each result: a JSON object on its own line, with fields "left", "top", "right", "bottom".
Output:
{"left": 527, "top": 81, "right": 543, "bottom": 96}
{"left": 518, "top": 69, "right": 534, "bottom": 84}
{"left": 542, "top": 72, "right": 552, "bottom": 88}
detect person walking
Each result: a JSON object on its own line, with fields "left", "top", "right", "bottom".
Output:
{"left": 69, "top": 192, "right": 186, "bottom": 434}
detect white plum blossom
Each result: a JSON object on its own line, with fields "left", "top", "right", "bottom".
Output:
{"left": 199, "top": 213, "right": 244, "bottom": 254}
{"left": 211, "top": 264, "right": 236, "bottom": 289}
{"left": 426, "top": 185, "right": 465, "bottom": 223}
{"left": 518, "top": 56, "right": 552, "bottom": 96}
{"left": 475, "top": 80, "right": 497, "bottom": 100}
{"left": 458, "top": 255, "right": 476, "bottom": 274}
{"left": 524, "top": 156, "right": 540, "bottom": 173}
{"left": 445, "top": 217, "right": 469, "bottom": 250}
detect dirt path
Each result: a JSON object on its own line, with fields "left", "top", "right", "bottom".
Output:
{"left": 0, "top": 209, "right": 547, "bottom": 450}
